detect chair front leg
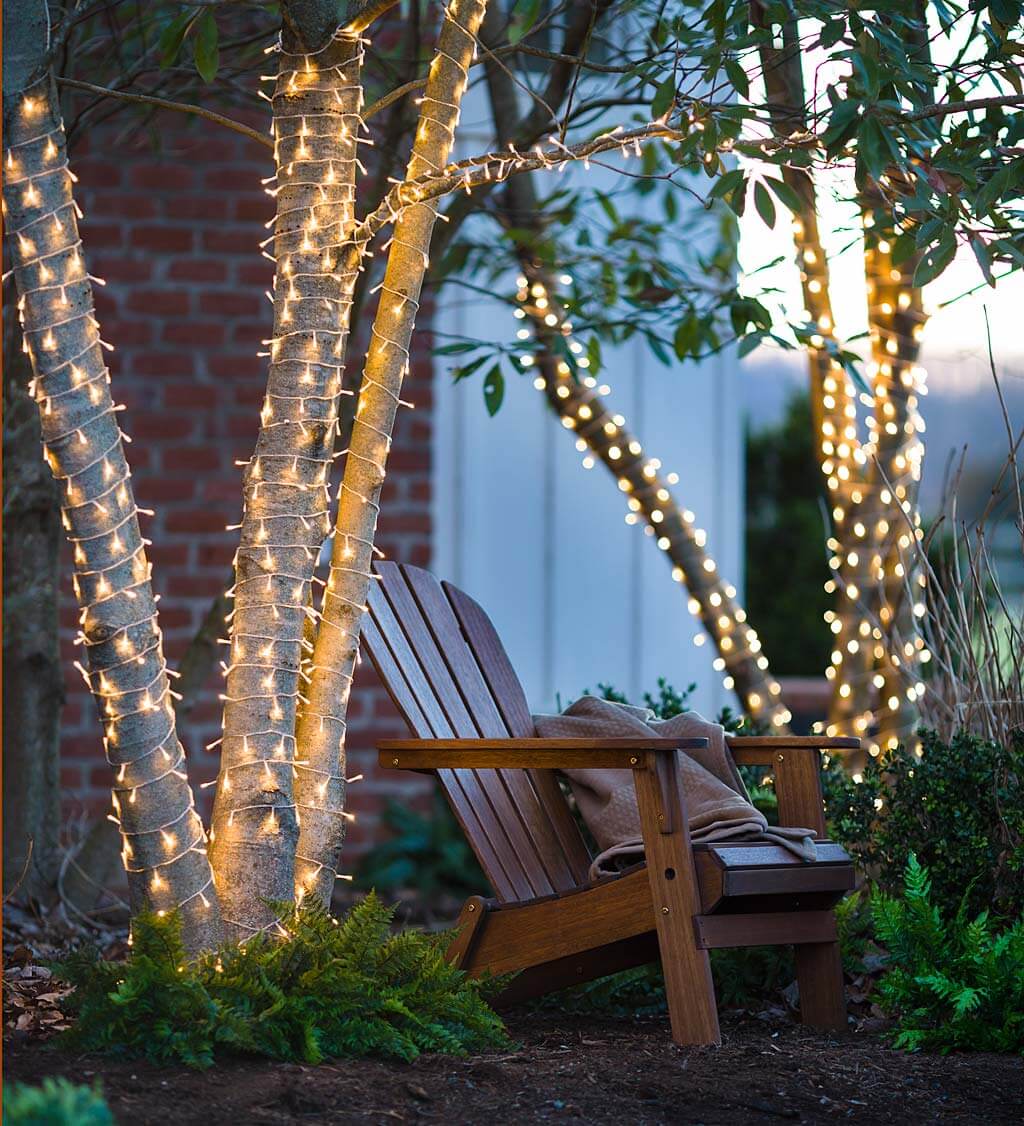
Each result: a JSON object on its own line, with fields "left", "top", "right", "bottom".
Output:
{"left": 632, "top": 754, "right": 721, "bottom": 1046}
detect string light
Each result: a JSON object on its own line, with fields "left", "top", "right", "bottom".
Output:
{"left": 512, "top": 268, "right": 790, "bottom": 728}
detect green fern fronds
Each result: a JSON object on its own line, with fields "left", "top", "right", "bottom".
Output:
{"left": 872, "top": 854, "right": 1024, "bottom": 1054}
{"left": 3, "top": 1078, "right": 113, "bottom": 1125}
{"left": 58, "top": 892, "right": 511, "bottom": 1070}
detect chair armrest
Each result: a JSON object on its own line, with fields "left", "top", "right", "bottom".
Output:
{"left": 727, "top": 737, "right": 860, "bottom": 836}
{"left": 727, "top": 736, "right": 859, "bottom": 767}
{"left": 378, "top": 736, "right": 708, "bottom": 772}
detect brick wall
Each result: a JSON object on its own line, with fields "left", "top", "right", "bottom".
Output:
{"left": 60, "top": 114, "right": 434, "bottom": 865}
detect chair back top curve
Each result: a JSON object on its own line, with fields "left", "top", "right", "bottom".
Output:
{"left": 362, "top": 562, "right": 592, "bottom": 902}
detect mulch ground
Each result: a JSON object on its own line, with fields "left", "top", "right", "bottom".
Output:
{"left": 4, "top": 902, "right": 1022, "bottom": 1124}
{"left": 5, "top": 1008, "right": 1022, "bottom": 1125}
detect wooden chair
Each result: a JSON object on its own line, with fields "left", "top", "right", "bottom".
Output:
{"left": 362, "top": 562, "right": 857, "bottom": 1046}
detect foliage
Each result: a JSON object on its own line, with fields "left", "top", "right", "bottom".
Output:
{"left": 872, "top": 855, "right": 1024, "bottom": 1053}
{"left": 355, "top": 792, "right": 487, "bottom": 899}
{"left": 57, "top": 893, "right": 510, "bottom": 1070}
{"left": 825, "top": 728, "right": 1024, "bottom": 921}
{"left": 2, "top": 1078, "right": 113, "bottom": 1126}
{"left": 744, "top": 392, "right": 831, "bottom": 676}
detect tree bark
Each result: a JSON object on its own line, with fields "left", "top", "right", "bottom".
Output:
{"left": 295, "top": 0, "right": 489, "bottom": 905}
{"left": 2, "top": 6, "right": 220, "bottom": 950}
{"left": 210, "top": 27, "right": 364, "bottom": 941}
{"left": 3, "top": 290, "right": 63, "bottom": 903}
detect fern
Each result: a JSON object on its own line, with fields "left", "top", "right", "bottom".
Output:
{"left": 872, "top": 854, "right": 1024, "bottom": 1053}
{"left": 2, "top": 1078, "right": 113, "bottom": 1125}
{"left": 58, "top": 893, "right": 511, "bottom": 1069}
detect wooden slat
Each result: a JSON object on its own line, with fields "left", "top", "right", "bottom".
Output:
{"left": 728, "top": 737, "right": 860, "bottom": 748}
{"left": 492, "top": 932, "right": 662, "bottom": 1006}
{"left": 693, "top": 910, "right": 838, "bottom": 949}
{"left": 366, "top": 580, "right": 524, "bottom": 900}
{"left": 697, "top": 841, "right": 851, "bottom": 869}
{"left": 445, "top": 581, "right": 535, "bottom": 736}
{"left": 445, "top": 580, "right": 593, "bottom": 886}
{"left": 381, "top": 747, "right": 681, "bottom": 771}
{"left": 377, "top": 564, "right": 551, "bottom": 900}
{"left": 460, "top": 867, "right": 655, "bottom": 975}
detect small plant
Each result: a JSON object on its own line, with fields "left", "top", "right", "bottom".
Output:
{"left": 355, "top": 792, "right": 486, "bottom": 900}
{"left": 872, "top": 855, "right": 1024, "bottom": 1054}
{"left": 825, "top": 728, "right": 1024, "bottom": 920}
{"left": 58, "top": 892, "right": 510, "bottom": 1069}
{"left": 2, "top": 1078, "right": 113, "bottom": 1126}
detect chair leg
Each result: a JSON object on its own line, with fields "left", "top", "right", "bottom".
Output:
{"left": 794, "top": 939, "right": 846, "bottom": 1030}
{"left": 633, "top": 758, "right": 721, "bottom": 1046}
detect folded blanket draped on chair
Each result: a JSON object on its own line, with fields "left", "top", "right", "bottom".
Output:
{"left": 532, "top": 696, "right": 818, "bottom": 880}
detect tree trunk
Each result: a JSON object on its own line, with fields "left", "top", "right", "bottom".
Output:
{"left": 478, "top": 6, "right": 788, "bottom": 727}
{"left": 295, "top": 0, "right": 489, "bottom": 905}
{"left": 210, "top": 28, "right": 364, "bottom": 941}
{"left": 2, "top": 290, "right": 63, "bottom": 903}
{"left": 2, "top": 39, "right": 220, "bottom": 950}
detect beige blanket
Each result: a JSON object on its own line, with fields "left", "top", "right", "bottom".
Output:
{"left": 533, "top": 696, "right": 817, "bottom": 880}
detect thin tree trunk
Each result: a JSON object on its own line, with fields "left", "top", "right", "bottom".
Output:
{"left": 477, "top": 7, "right": 788, "bottom": 727}
{"left": 2, "top": 15, "right": 220, "bottom": 949}
{"left": 861, "top": 204, "right": 927, "bottom": 753}
{"left": 295, "top": 0, "right": 489, "bottom": 905}
{"left": 210, "top": 27, "right": 364, "bottom": 941}
{"left": 3, "top": 291, "right": 63, "bottom": 903}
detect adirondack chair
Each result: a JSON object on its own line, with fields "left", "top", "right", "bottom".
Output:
{"left": 362, "top": 562, "right": 858, "bottom": 1046}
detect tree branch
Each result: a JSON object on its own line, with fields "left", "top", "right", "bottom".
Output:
{"left": 57, "top": 76, "right": 273, "bottom": 150}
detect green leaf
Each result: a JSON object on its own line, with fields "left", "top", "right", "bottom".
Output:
{"left": 970, "top": 236, "right": 995, "bottom": 287}
{"left": 913, "top": 236, "right": 956, "bottom": 287}
{"left": 193, "top": 9, "right": 219, "bottom": 84}
{"left": 651, "top": 76, "right": 676, "bottom": 120}
{"left": 507, "top": 0, "right": 541, "bottom": 45}
{"left": 482, "top": 364, "right": 504, "bottom": 416}
{"left": 753, "top": 181, "right": 776, "bottom": 229}
{"left": 158, "top": 12, "right": 193, "bottom": 69}
{"left": 857, "top": 117, "right": 890, "bottom": 181}
{"left": 763, "top": 176, "right": 802, "bottom": 215}
{"left": 723, "top": 58, "right": 749, "bottom": 100}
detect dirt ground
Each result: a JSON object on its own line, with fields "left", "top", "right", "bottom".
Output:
{"left": 5, "top": 1008, "right": 1023, "bottom": 1125}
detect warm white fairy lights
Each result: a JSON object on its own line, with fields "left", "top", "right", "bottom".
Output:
{"left": 2, "top": 85, "right": 220, "bottom": 945}
{"left": 208, "top": 27, "right": 367, "bottom": 939}
{"left": 513, "top": 269, "right": 790, "bottom": 728}
{"left": 787, "top": 205, "right": 928, "bottom": 759}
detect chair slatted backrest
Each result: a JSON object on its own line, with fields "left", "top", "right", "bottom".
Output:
{"left": 363, "top": 562, "right": 592, "bottom": 903}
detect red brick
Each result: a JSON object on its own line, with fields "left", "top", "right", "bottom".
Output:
{"left": 168, "top": 259, "right": 227, "bottom": 282}
{"left": 132, "top": 225, "right": 195, "bottom": 253}
{"left": 201, "top": 292, "right": 262, "bottom": 318}
{"left": 233, "top": 197, "right": 273, "bottom": 223}
{"left": 79, "top": 222, "right": 124, "bottom": 248}
{"left": 141, "top": 478, "right": 198, "bottom": 502}
{"left": 90, "top": 192, "right": 158, "bottom": 219}
{"left": 73, "top": 159, "right": 123, "bottom": 188}
{"left": 162, "top": 322, "right": 225, "bottom": 348}
{"left": 165, "top": 509, "right": 233, "bottom": 534}
{"left": 235, "top": 262, "right": 274, "bottom": 287}
{"left": 130, "top": 413, "right": 195, "bottom": 441}
{"left": 208, "top": 354, "right": 259, "bottom": 380}
{"left": 163, "top": 383, "right": 218, "bottom": 408}
{"left": 165, "top": 446, "right": 222, "bottom": 473}
{"left": 130, "top": 164, "right": 197, "bottom": 192}
{"left": 90, "top": 254, "right": 153, "bottom": 282}
{"left": 127, "top": 289, "right": 191, "bottom": 317}
{"left": 202, "top": 228, "right": 258, "bottom": 255}
{"left": 164, "top": 195, "right": 231, "bottom": 222}
{"left": 135, "top": 352, "right": 192, "bottom": 378}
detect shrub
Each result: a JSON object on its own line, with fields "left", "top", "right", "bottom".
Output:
{"left": 872, "top": 855, "right": 1024, "bottom": 1053}
{"left": 2, "top": 1078, "right": 113, "bottom": 1126}
{"left": 825, "top": 728, "right": 1024, "bottom": 920}
{"left": 58, "top": 893, "right": 510, "bottom": 1069}
{"left": 355, "top": 792, "right": 486, "bottom": 899}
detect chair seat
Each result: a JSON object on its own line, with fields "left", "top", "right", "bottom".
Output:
{"left": 693, "top": 839, "right": 855, "bottom": 914}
